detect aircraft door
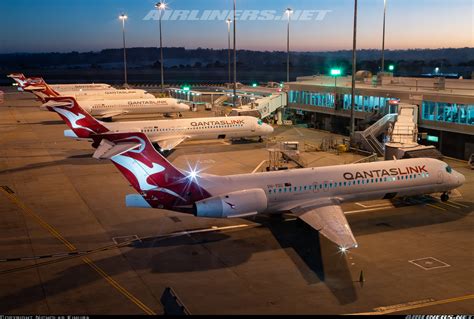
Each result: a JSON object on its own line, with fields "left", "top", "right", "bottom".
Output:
{"left": 437, "top": 171, "right": 443, "bottom": 184}
{"left": 312, "top": 182, "right": 319, "bottom": 193}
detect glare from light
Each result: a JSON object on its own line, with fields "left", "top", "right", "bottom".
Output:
{"left": 119, "top": 14, "right": 128, "bottom": 20}
{"left": 339, "top": 246, "right": 347, "bottom": 253}
{"left": 285, "top": 8, "right": 293, "bottom": 16}
{"left": 188, "top": 170, "right": 197, "bottom": 180}
{"left": 155, "top": 2, "right": 167, "bottom": 10}
{"left": 330, "top": 68, "right": 342, "bottom": 76}
{"left": 226, "top": 18, "right": 232, "bottom": 25}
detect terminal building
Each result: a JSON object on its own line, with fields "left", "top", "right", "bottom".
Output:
{"left": 285, "top": 74, "right": 474, "bottom": 160}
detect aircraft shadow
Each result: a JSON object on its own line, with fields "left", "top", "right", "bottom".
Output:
{"left": 253, "top": 214, "right": 357, "bottom": 305}
{"left": 36, "top": 120, "right": 65, "bottom": 125}
{"left": 166, "top": 141, "right": 266, "bottom": 162}
{"left": 1, "top": 201, "right": 471, "bottom": 312}
{"left": 0, "top": 153, "right": 107, "bottom": 175}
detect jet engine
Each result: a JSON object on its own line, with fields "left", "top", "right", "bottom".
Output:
{"left": 193, "top": 189, "right": 267, "bottom": 218}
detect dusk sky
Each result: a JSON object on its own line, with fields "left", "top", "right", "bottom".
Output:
{"left": 1, "top": 0, "right": 472, "bottom": 53}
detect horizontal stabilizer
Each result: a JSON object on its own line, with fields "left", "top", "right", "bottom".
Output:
{"left": 93, "top": 138, "right": 140, "bottom": 159}
{"left": 96, "top": 111, "right": 127, "bottom": 119}
{"left": 126, "top": 194, "right": 152, "bottom": 208}
{"left": 64, "top": 130, "right": 78, "bottom": 138}
{"left": 151, "top": 136, "right": 188, "bottom": 151}
{"left": 41, "top": 100, "right": 71, "bottom": 110}
{"left": 24, "top": 85, "right": 47, "bottom": 91}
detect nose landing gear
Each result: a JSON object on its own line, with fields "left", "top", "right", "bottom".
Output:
{"left": 441, "top": 192, "right": 449, "bottom": 202}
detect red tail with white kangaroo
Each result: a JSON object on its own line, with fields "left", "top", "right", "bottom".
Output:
{"left": 91, "top": 132, "right": 211, "bottom": 211}
{"left": 43, "top": 96, "right": 109, "bottom": 138}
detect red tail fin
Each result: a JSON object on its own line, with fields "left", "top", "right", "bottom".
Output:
{"left": 7, "top": 73, "right": 27, "bottom": 86}
{"left": 24, "top": 77, "right": 60, "bottom": 97}
{"left": 91, "top": 132, "right": 211, "bottom": 211}
{"left": 43, "top": 96, "right": 109, "bottom": 138}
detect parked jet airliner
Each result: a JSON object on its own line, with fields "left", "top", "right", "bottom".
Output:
{"left": 88, "top": 131, "right": 465, "bottom": 251}
{"left": 8, "top": 73, "right": 111, "bottom": 91}
{"left": 43, "top": 97, "right": 273, "bottom": 151}
{"left": 41, "top": 97, "right": 190, "bottom": 119}
{"left": 12, "top": 77, "right": 153, "bottom": 102}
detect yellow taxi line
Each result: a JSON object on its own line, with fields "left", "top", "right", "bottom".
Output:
{"left": 1, "top": 188, "right": 157, "bottom": 315}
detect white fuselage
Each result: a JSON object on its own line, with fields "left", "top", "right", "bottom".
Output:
{"left": 80, "top": 98, "right": 190, "bottom": 116}
{"left": 59, "top": 89, "right": 155, "bottom": 101}
{"left": 104, "top": 116, "right": 273, "bottom": 142}
{"left": 197, "top": 158, "right": 464, "bottom": 213}
{"left": 51, "top": 84, "right": 112, "bottom": 91}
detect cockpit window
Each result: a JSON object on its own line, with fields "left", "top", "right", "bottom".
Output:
{"left": 445, "top": 166, "right": 452, "bottom": 174}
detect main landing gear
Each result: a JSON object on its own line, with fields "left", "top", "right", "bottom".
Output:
{"left": 441, "top": 192, "right": 449, "bottom": 202}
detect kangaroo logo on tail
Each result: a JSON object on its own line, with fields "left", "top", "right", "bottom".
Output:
{"left": 91, "top": 132, "right": 211, "bottom": 210}
{"left": 43, "top": 97, "right": 109, "bottom": 138}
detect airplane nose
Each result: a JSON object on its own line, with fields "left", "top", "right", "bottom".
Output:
{"left": 264, "top": 123, "right": 274, "bottom": 134}
{"left": 178, "top": 103, "right": 190, "bottom": 111}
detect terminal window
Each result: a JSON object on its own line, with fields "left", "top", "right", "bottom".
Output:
{"left": 422, "top": 101, "right": 473, "bottom": 125}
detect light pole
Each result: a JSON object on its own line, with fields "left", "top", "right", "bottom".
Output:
{"left": 155, "top": 2, "right": 166, "bottom": 91}
{"left": 233, "top": 0, "right": 237, "bottom": 108}
{"left": 285, "top": 8, "right": 292, "bottom": 83}
{"left": 330, "top": 68, "right": 341, "bottom": 108}
{"left": 226, "top": 18, "right": 232, "bottom": 85}
{"left": 330, "top": 68, "right": 342, "bottom": 90}
{"left": 350, "top": 0, "right": 358, "bottom": 136}
{"left": 381, "top": 0, "right": 387, "bottom": 72}
{"left": 119, "top": 14, "right": 128, "bottom": 87}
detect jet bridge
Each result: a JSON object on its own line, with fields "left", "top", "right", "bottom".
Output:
{"left": 229, "top": 93, "right": 287, "bottom": 120}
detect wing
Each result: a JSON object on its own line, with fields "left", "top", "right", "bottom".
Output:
{"left": 292, "top": 199, "right": 358, "bottom": 250}
{"left": 150, "top": 136, "right": 189, "bottom": 151}
{"left": 95, "top": 111, "right": 128, "bottom": 119}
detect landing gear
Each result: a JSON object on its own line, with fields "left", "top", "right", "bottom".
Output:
{"left": 441, "top": 192, "right": 449, "bottom": 202}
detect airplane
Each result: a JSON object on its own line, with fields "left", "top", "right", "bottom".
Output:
{"left": 42, "top": 97, "right": 190, "bottom": 120}
{"left": 12, "top": 77, "right": 154, "bottom": 102}
{"left": 7, "top": 73, "right": 111, "bottom": 91}
{"left": 89, "top": 131, "right": 465, "bottom": 251}
{"left": 42, "top": 96, "right": 274, "bottom": 151}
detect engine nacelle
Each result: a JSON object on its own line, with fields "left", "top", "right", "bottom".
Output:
{"left": 194, "top": 188, "right": 267, "bottom": 218}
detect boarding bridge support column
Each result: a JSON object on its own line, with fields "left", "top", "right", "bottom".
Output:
{"left": 277, "top": 109, "right": 283, "bottom": 125}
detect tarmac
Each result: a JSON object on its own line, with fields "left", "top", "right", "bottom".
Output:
{"left": 0, "top": 87, "right": 472, "bottom": 315}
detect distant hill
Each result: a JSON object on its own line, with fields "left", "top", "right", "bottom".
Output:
{"left": 1, "top": 47, "right": 473, "bottom": 84}
{"left": 1, "top": 47, "right": 473, "bottom": 69}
